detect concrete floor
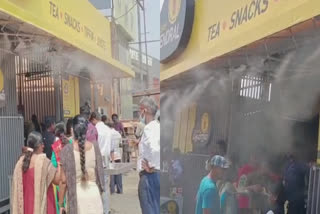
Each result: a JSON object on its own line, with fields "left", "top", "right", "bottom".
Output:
{"left": 109, "top": 170, "right": 141, "bottom": 214}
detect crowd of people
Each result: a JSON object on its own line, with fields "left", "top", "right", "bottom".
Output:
{"left": 11, "top": 96, "right": 160, "bottom": 214}
{"left": 195, "top": 142, "right": 311, "bottom": 214}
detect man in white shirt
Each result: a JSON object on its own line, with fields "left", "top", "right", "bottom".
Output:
{"left": 107, "top": 123, "right": 123, "bottom": 194}
{"left": 90, "top": 112, "right": 113, "bottom": 214}
{"left": 137, "top": 97, "right": 160, "bottom": 214}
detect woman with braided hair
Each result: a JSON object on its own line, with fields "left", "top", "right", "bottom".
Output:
{"left": 11, "top": 131, "right": 61, "bottom": 214}
{"left": 51, "top": 122, "right": 73, "bottom": 213}
{"left": 59, "top": 115, "right": 105, "bottom": 214}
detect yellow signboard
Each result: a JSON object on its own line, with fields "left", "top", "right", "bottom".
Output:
{"left": 63, "top": 75, "right": 80, "bottom": 118}
{"left": 161, "top": 0, "right": 320, "bottom": 81}
{"left": 0, "top": 69, "right": 3, "bottom": 92}
{"left": 173, "top": 104, "right": 197, "bottom": 153}
{"left": 0, "top": 0, "right": 116, "bottom": 70}
{"left": 201, "top": 112, "right": 210, "bottom": 133}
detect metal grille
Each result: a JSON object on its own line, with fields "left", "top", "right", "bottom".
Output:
{"left": 0, "top": 116, "right": 24, "bottom": 201}
{"left": 16, "top": 54, "right": 56, "bottom": 123}
{"left": 240, "top": 75, "right": 272, "bottom": 102}
{"left": 0, "top": 47, "right": 57, "bottom": 122}
{"left": 0, "top": 46, "right": 58, "bottom": 211}
{"left": 238, "top": 74, "right": 272, "bottom": 114}
{"left": 307, "top": 166, "right": 320, "bottom": 214}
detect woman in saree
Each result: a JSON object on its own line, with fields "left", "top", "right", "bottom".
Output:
{"left": 59, "top": 115, "right": 105, "bottom": 214}
{"left": 52, "top": 122, "right": 72, "bottom": 167}
{"left": 11, "top": 131, "right": 61, "bottom": 214}
{"left": 51, "top": 122, "right": 72, "bottom": 213}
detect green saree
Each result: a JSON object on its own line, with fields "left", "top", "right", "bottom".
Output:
{"left": 51, "top": 139, "right": 72, "bottom": 214}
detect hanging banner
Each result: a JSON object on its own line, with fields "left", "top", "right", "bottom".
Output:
{"left": 63, "top": 75, "right": 79, "bottom": 118}
{"left": 161, "top": 0, "right": 320, "bottom": 80}
{"left": 0, "top": 68, "right": 5, "bottom": 108}
{"left": 192, "top": 112, "right": 211, "bottom": 147}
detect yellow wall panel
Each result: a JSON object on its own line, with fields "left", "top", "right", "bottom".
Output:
{"left": 186, "top": 104, "right": 197, "bottom": 153}
{"left": 179, "top": 108, "right": 189, "bottom": 153}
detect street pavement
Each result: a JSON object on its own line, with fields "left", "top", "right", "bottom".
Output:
{"left": 109, "top": 169, "right": 141, "bottom": 214}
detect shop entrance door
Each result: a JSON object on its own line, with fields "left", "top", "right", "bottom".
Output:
{"left": 229, "top": 74, "right": 273, "bottom": 163}
{"left": 16, "top": 55, "right": 60, "bottom": 126}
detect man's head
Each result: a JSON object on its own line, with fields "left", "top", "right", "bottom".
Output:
{"left": 285, "top": 153, "right": 296, "bottom": 163}
{"left": 101, "top": 115, "right": 108, "bottom": 124}
{"left": 54, "top": 122, "right": 65, "bottom": 136}
{"left": 112, "top": 114, "right": 119, "bottom": 123}
{"left": 89, "top": 112, "right": 101, "bottom": 125}
{"left": 209, "top": 155, "right": 229, "bottom": 180}
{"left": 31, "top": 114, "right": 38, "bottom": 122}
{"left": 45, "top": 118, "right": 55, "bottom": 133}
{"left": 139, "top": 96, "right": 158, "bottom": 124}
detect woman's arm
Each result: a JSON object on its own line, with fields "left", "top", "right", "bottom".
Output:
{"left": 58, "top": 166, "right": 67, "bottom": 207}
{"left": 111, "top": 151, "right": 115, "bottom": 162}
{"left": 52, "top": 164, "right": 61, "bottom": 185}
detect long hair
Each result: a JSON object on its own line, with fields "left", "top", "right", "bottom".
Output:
{"left": 101, "top": 115, "right": 108, "bottom": 124}
{"left": 22, "top": 131, "right": 43, "bottom": 173}
{"left": 55, "top": 122, "right": 69, "bottom": 146}
{"left": 66, "top": 118, "right": 73, "bottom": 138}
{"left": 73, "top": 115, "right": 88, "bottom": 181}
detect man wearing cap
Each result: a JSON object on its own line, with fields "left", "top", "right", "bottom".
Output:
{"left": 196, "top": 155, "right": 229, "bottom": 214}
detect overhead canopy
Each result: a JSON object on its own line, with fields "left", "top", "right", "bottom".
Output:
{"left": 160, "top": 0, "right": 320, "bottom": 81}
{"left": 0, "top": 0, "right": 134, "bottom": 78}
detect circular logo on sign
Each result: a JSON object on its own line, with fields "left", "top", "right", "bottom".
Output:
{"left": 161, "top": 0, "right": 195, "bottom": 62}
{"left": 167, "top": 201, "right": 177, "bottom": 213}
{"left": 201, "top": 113, "right": 210, "bottom": 133}
{"left": 168, "top": 0, "right": 181, "bottom": 24}
{"left": 0, "top": 69, "right": 3, "bottom": 92}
